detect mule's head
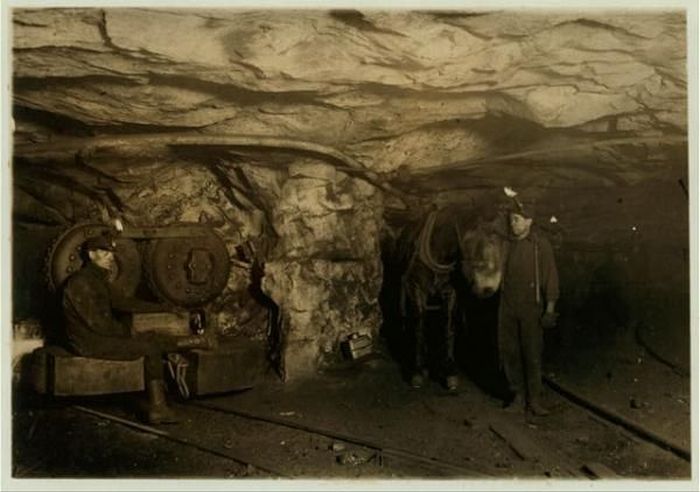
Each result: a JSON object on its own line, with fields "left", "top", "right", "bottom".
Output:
{"left": 458, "top": 215, "right": 507, "bottom": 298}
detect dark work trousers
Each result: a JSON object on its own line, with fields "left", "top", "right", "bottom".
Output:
{"left": 499, "top": 301, "right": 543, "bottom": 403}
{"left": 71, "top": 334, "right": 181, "bottom": 382}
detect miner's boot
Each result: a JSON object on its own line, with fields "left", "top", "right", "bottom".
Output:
{"left": 528, "top": 399, "right": 550, "bottom": 417}
{"left": 443, "top": 359, "right": 459, "bottom": 392}
{"left": 503, "top": 393, "right": 525, "bottom": 414}
{"left": 144, "top": 379, "right": 179, "bottom": 425}
{"left": 176, "top": 332, "right": 219, "bottom": 351}
{"left": 445, "top": 374, "right": 459, "bottom": 392}
{"left": 410, "top": 367, "right": 429, "bottom": 389}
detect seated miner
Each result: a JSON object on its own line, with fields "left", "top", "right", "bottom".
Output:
{"left": 500, "top": 195, "right": 560, "bottom": 416}
{"left": 61, "top": 233, "right": 217, "bottom": 424}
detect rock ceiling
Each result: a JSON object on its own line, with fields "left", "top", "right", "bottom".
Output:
{"left": 12, "top": 8, "right": 688, "bottom": 203}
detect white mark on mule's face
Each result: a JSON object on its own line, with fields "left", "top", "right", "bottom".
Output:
{"left": 472, "top": 270, "right": 502, "bottom": 298}
{"left": 461, "top": 237, "right": 504, "bottom": 298}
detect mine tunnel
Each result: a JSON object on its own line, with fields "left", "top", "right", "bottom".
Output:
{"left": 7, "top": 7, "right": 693, "bottom": 483}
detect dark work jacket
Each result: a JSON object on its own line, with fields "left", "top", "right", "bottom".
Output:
{"left": 62, "top": 262, "right": 131, "bottom": 356}
{"left": 500, "top": 231, "right": 559, "bottom": 312}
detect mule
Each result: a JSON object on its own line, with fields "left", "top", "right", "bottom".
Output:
{"left": 398, "top": 204, "right": 507, "bottom": 390}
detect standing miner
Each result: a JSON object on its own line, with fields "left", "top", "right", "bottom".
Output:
{"left": 500, "top": 190, "right": 560, "bottom": 416}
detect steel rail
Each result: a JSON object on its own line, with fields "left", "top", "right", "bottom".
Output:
{"left": 72, "top": 405, "right": 287, "bottom": 477}
{"left": 74, "top": 402, "right": 484, "bottom": 477}
{"left": 543, "top": 377, "right": 691, "bottom": 463}
{"left": 188, "top": 400, "right": 493, "bottom": 477}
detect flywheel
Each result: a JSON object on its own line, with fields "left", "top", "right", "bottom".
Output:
{"left": 143, "top": 225, "right": 231, "bottom": 307}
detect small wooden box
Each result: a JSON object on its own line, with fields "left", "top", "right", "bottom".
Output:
{"left": 183, "top": 339, "right": 266, "bottom": 396}
{"left": 31, "top": 346, "right": 145, "bottom": 396}
{"left": 341, "top": 333, "right": 374, "bottom": 360}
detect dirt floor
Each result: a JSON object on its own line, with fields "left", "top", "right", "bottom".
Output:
{"left": 9, "top": 324, "right": 692, "bottom": 486}
{"left": 545, "top": 328, "right": 691, "bottom": 454}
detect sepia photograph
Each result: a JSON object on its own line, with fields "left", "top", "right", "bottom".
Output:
{"left": 1, "top": 0, "right": 698, "bottom": 490}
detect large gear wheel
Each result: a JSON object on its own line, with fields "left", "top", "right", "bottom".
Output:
{"left": 45, "top": 222, "right": 142, "bottom": 297}
{"left": 144, "top": 225, "right": 230, "bottom": 307}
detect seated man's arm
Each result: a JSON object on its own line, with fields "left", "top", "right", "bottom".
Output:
{"left": 63, "top": 274, "right": 130, "bottom": 338}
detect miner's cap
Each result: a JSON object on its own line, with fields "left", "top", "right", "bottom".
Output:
{"left": 509, "top": 196, "right": 537, "bottom": 219}
{"left": 83, "top": 234, "right": 117, "bottom": 252}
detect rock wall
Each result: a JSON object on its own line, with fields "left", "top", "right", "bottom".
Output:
{"left": 13, "top": 146, "right": 385, "bottom": 379}
{"left": 263, "top": 161, "right": 383, "bottom": 378}
{"left": 13, "top": 154, "right": 270, "bottom": 334}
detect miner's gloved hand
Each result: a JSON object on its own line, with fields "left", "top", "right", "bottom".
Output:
{"left": 541, "top": 312, "right": 559, "bottom": 329}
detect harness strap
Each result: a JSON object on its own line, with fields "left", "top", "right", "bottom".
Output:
{"left": 418, "top": 209, "right": 454, "bottom": 275}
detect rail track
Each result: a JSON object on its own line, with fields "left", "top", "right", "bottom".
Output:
{"left": 73, "top": 405, "right": 286, "bottom": 477}
{"left": 73, "top": 401, "right": 494, "bottom": 478}
{"left": 70, "top": 372, "right": 690, "bottom": 479}
{"left": 543, "top": 376, "right": 691, "bottom": 463}
{"left": 187, "top": 400, "right": 497, "bottom": 477}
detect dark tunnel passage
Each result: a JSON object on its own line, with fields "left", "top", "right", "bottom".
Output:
{"left": 6, "top": 6, "right": 694, "bottom": 483}
{"left": 11, "top": 128, "right": 690, "bottom": 391}
{"left": 9, "top": 120, "right": 694, "bottom": 484}
{"left": 11, "top": 123, "right": 691, "bottom": 398}
{"left": 377, "top": 177, "right": 690, "bottom": 398}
